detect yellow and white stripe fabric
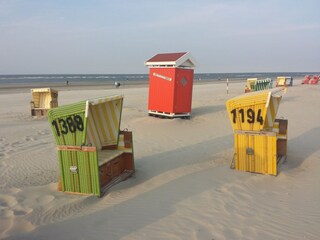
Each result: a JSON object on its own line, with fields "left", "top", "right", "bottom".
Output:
{"left": 85, "top": 95, "right": 123, "bottom": 150}
{"left": 276, "top": 77, "right": 286, "bottom": 86}
{"left": 265, "top": 95, "right": 281, "bottom": 128}
{"left": 246, "top": 78, "right": 258, "bottom": 90}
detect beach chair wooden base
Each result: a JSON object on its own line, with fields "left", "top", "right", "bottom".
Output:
{"left": 56, "top": 131, "right": 134, "bottom": 197}
{"left": 100, "top": 169, "right": 134, "bottom": 195}
{"left": 148, "top": 110, "right": 191, "bottom": 119}
{"left": 233, "top": 119, "right": 288, "bottom": 176}
{"left": 30, "top": 100, "right": 58, "bottom": 117}
{"left": 56, "top": 154, "right": 134, "bottom": 196}
{"left": 31, "top": 108, "right": 49, "bottom": 117}
{"left": 99, "top": 151, "right": 134, "bottom": 191}
{"left": 277, "top": 155, "right": 287, "bottom": 165}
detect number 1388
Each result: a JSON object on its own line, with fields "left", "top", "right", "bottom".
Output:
{"left": 52, "top": 115, "right": 84, "bottom": 137}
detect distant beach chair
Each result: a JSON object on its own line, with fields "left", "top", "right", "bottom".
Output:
{"left": 47, "top": 95, "right": 134, "bottom": 197}
{"left": 226, "top": 88, "right": 288, "bottom": 175}
{"left": 276, "top": 76, "right": 293, "bottom": 87}
{"left": 256, "top": 78, "right": 273, "bottom": 90}
{"left": 30, "top": 88, "right": 58, "bottom": 117}
{"left": 245, "top": 78, "right": 257, "bottom": 93}
{"left": 302, "top": 75, "right": 312, "bottom": 84}
{"left": 310, "top": 75, "right": 319, "bottom": 85}
{"left": 245, "top": 78, "right": 272, "bottom": 93}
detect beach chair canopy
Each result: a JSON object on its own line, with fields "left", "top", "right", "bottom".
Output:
{"left": 48, "top": 95, "right": 123, "bottom": 148}
{"left": 226, "top": 88, "right": 286, "bottom": 131}
{"left": 31, "top": 88, "right": 58, "bottom": 109}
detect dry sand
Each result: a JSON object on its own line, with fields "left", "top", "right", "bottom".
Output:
{"left": 0, "top": 79, "right": 320, "bottom": 240}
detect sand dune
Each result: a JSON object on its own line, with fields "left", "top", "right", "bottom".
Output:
{"left": 1, "top": 80, "right": 320, "bottom": 239}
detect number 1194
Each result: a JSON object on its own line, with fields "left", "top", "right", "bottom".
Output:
{"left": 231, "top": 108, "right": 264, "bottom": 125}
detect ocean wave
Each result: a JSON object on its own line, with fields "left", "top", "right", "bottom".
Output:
{"left": 0, "top": 72, "right": 316, "bottom": 85}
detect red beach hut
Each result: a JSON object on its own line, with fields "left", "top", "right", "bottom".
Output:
{"left": 145, "top": 52, "right": 197, "bottom": 119}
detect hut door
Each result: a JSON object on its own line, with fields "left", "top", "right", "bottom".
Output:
{"left": 174, "top": 70, "right": 193, "bottom": 113}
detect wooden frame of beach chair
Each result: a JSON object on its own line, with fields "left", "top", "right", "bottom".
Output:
{"left": 47, "top": 95, "right": 134, "bottom": 197}
{"left": 30, "top": 88, "right": 58, "bottom": 117}
{"left": 226, "top": 88, "right": 287, "bottom": 175}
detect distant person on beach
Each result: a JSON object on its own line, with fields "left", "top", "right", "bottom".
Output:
{"left": 114, "top": 82, "right": 121, "bottom": 88}
{"left": 66, "top": 80, "right": 69, "bottom": 86}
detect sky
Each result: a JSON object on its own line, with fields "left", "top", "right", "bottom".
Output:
{"left": 0, "top": 0, "right": 320, "bottom": 74}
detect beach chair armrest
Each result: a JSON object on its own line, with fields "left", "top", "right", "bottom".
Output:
{"left": 119, "top": 130, "right": 133, "bottom": 148}
{"left": 50, "top": 100, "right": 58, "bottom": 108}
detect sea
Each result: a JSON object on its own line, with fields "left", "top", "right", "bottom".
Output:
{"left": 0, "top": 72, "right": 318, "bottom": 87}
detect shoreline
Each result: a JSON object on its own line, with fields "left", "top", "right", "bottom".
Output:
{"left": 0, "top": 78, "right": 246, "bottom": 94}
{"left": 0, "top": 77, "right": 304, "bottom": 94}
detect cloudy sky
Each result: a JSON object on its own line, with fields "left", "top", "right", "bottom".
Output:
{"left": 0, "top": 0, "right": 319, "bottom": 74}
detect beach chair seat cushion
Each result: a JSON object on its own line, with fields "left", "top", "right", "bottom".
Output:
{"left": 98, "top": 150, "right": 124, "bottom": 166}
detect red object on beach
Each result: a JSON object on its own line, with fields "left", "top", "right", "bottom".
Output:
{"left": 302, "top": 75, "right": 312, "bottom": 84}
{"left": 310, "top": 75, "right": 319, "bottom": 85}
{"left": 145, "top": 52, "right": 197, "bottom": 118}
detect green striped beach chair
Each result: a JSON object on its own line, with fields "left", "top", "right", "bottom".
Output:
{"left": 47, "top": 95, "right": 134, "bottom": 197}
{"left": 255, "top": 78, "right": 272, "bottom": 91}
{"left": 246, "top": 78, "right": 272, "bottom": 93}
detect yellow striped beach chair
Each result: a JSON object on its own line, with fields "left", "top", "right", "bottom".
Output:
{"left": 30, "top": 88, "right": 58, "bottom": 116}
{"left": 48, "top": 95, "right": 134, "bottom": 197}
{"left": 226, "top": 88, "right": 288, "bottom": 175}
{"left": 276, "top": 76, "right": 293, "bottom": 87}
{"left": 245, "top": 78, "right": 258, "bottom": 93}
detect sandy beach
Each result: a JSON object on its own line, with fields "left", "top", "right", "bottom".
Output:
{"left": 1, "top": 79, "right": 320, "bottom": 240}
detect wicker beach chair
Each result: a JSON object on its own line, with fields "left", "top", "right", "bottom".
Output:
{"left": 47, "top": 95, "right": 134, "bottom": 197}
{"left": 30, "top": 88, "right": 58, "bottom": 116}
{"left": 276, "top": 76, "right": 293, "bottom": 87}
{"left": 245, "top": 78, "right": 272, "bottom": 93}
{"left": 226, "top": 88, "right": 288, "bottom": 175}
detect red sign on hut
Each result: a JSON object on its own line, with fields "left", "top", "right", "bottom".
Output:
{"left": 145, "top": 52, "right": 197, "bottom": 119}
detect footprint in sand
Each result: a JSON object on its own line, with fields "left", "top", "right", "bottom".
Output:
{"left": 0, "top": 152, "right": 6, "bottom": 160}
{"left": 37, "top": 129, "right": 50, "bottom": 136}
{"left": 13, "top": 209, "right": 28, "bottom": 216}
{"left": 11, "top": 140, "right": 24, "bottom": 148}
{"left": 0, "top": 209, "right": 14, "bottom": 218}
{"left": 0, "top": 199, "right": 8, "bottom": 208}
{"left": 0, "top": 195, "right": 17, "bottom": 208}
{"left": 25, "top": 136, "right": 33, "bottom": 141}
